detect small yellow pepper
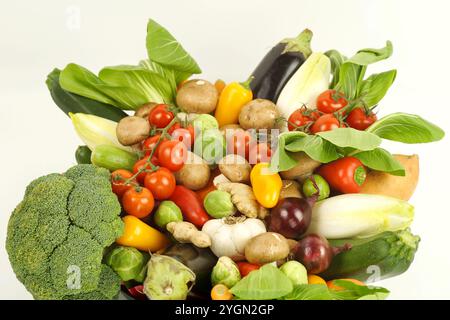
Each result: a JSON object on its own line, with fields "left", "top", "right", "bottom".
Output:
{"left": 116, "top": 215, "right": 170, "bottom": 252}
{"left": 250, "top": 162, "right": 282, "bottom": 208}
{"left": 214, "top": 76, "right": 253, "bottom": 127}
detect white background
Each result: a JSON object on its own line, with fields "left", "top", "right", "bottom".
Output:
{"left": 1, "top": 0, "right": 449, "bottom": 299}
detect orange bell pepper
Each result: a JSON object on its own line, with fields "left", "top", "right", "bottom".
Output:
{"left": 116, "top": 215, "right": 170, "bottom": 252}
{"left": 214, "top": 76, "right": 253, "bottom": 127}
{"left": 250, "top": 162, "right": 282, "bottom": 208}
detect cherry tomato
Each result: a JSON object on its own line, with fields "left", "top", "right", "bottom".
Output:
{"left": 142, "top": 135, "right": 166, "bottom": 156}
{"left": 171, "top": 127, "right": 194, "bottom": 148}
{"left": 226, "top": 130, "right": 254, "bottom": 159}
{"left": 288, "top": 108, "right": 314, "bottom": 131}
{"left": 144, "top": 167, "right": 176, "bottom": 200}
{"left": 167, "top": 122, "right": 181, "bottom": 135}
{"left": 237, "top": 262, "right": 260, "bottom": 277}
{"left": 148, "top": 104, "right": 174, "bottom": 128}
{"left": 248, "top": 143, "right": 272, "bottom": 164}
{"left": 316, "top": 89, "right": 348, "bottom": 113}
{"left": 346, "top": 107, "right": 377, "bottom": 131}
{"left": 122, "top": 187, "right": 155, "bottom": 218}
{"left": 310, "top": 114, "right": 342, "bottom": 134}
{"left": 133, "top": 156, "right": 158, "bottom": 185}
{"left": 111, "top": 169, "right": 135, "bottom": 198}
{"left": 158, "top": 140, "right": 187, "bottom": 172}
{"left": 318, "top": 157, "right": 367, "bottom": 194}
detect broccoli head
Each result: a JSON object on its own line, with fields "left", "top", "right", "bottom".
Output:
{"left": 6, "top": 164, "right": 124, "bottom": 300}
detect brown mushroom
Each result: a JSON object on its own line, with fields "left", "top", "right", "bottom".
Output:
{"left": 116, "top": 116, "right": 150, "bottom": 146}
{"left": 176, "top": 79, "right": 218, "bottom": 114}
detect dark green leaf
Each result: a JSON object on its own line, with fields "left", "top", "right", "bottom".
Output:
{"left": 359, "top": 70, "right": 397, "bottom": 107}
{"left": 269, "top": 132, "right": 307, "bottom": 172}
{"left": 353, "top": 148, "right": 405, "bottom": 176}
{"left": 316, "top": 128, "right": 381, "bottom": 151}
{"left": 367, "top": 112, "right": 445, "bottom": 143}
{"left": 282, "top": 284, "right": 333, "bottom": 300}
{"left": 285, "top": 135, "right": 340, "bottom": 163}
{"left": 337, "top": 63, "right": 363, "bottom": 99}
{"left": 146, "top": 19, "right": 201, "bottom": 74}
{"left": 230, "top": 264, "right": 293, "bottom": 300}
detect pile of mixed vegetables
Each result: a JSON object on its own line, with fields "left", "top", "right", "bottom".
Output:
{"left": 6, "top": 19, "right": 445, "bottom": 300}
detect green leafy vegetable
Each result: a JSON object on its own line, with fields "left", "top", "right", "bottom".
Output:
{"left": 359, "top": 70, "right": 397, "bottom": 108}
{"left": 146, "top": 19, "right": 201, "bottom": 75}
{"left": 316, "top": 128, "right": 381, "bottom": 151}
{"left": 230, "top": 264, "right": 293, "bottom": 300}
{"left": 269, "top": 132, "right": 307, "bottom": 172}
{"left": 325, "top": 50, "right": 346, "bottom": 88}
{"left": 282, "top": 284, "right": 333, "bottom": 300}
{"left": 285, "top": 135, "right": 340, "bottom": 163}
{"left": 367, "top": 112, "right": 445, "bottom": 143}
{"left": 353, "top": 148, "right": 405, "bottom": 176}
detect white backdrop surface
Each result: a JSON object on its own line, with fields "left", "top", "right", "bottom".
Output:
{"left": 0, "top": 0, "right": 449, "bottom": 299}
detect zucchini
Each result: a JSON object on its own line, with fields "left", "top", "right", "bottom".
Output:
{"left": 75, "top": 145, "right": 92, "bottom": 164}
{"left": 91, "top": 144, "right": 138, "bottom": 172}
{"left": 320, "top": 229, "right": 420, "bottom": 282}
{"left": 46, "top": 69, "right": 128, "bottom": 122}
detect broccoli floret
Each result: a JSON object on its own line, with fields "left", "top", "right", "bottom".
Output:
{"left": 6, "top": 164, "right": 124, "bottom": 300}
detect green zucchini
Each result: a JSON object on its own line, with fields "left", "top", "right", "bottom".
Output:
{"left": 46, "top": 68, "right": 128, "bottom": 122}
{"left": 75, "top": 145, "right": 92, "bottom": 164}
{"left": 91, "top": 144, "right": 138, "bottom": 172}
{"left": 320, "top": 229, "right": 420, "bottom": 282}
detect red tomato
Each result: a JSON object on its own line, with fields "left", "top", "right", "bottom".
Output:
{"left": 310, "top": 114, "right": 342, "bottom": 134}
{"left": 288, "top": 108, "right": 314, "bottom": 131}
{"left": 122, "top": 187, "right": 155, "bottom": 218}
{"left": 148, "top": 104, "right": 174, "bottom": 128}
{"left": 144, "top": 167, "right": 176, "bottom": 200}
{"left": 167, "top": 122, "right": 181, "bottom": 135}
{"left": 318, "top": 157, "right": 367, "bottom": 194}
{"left": 237, "top": 262, "right": 260, "bottom": 277}
{"left": 111, "top": 169, "right": 135, "bottom": 198}
{"left": 316, "top": 89, "right": 348, "bottom": 114}
{"left": 171, "top": 127, "right": 194, "bottom": 148}
{"left": 226, "top": 130, "right": 254, "bottom": 159}
{"left": 346, "top": 108, "right": 377, "bottom": 131}
{"left": 142, "top": 135, "right": 165, "bottom": 156}
{"left": 158, "top": 140, "right": 187, "bottom": 172}
{"left": 248, "top": 143, "right": 272, "bottom": 164}
{"left": 132, "top": 156, "right": 158, "bottom": 185}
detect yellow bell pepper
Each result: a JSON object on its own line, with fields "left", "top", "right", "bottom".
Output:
{"left": 116, "top": 215, "right": 170, "bottom": 252}
{"left": 214, "top": 76, "right": 253, "bottom": 127}
{"left": 250, "top": 162, "right": 282, "bottom": 208}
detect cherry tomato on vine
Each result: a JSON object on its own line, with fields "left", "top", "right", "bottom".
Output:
{"left": 167, "top": 122, "right": 181, "bottom": 135}
{"left": 288, "top": 108, "right": 314, "bottom": 131}
{"left": 133, "top": 156, "right": 158, "bottom": 185}
{"left": 142, "top": 135, "right": 166, "bottom": 156}
{"left": 310, "top": 114, "right": 342, "bottom": 134}
{"left": 122, "top": 187, "right": 155, "bottom": 218}
{"left": 318, "top": 157, "right": 366, "bottom": 194}
{"left": 316, "top": 89, "right": 348, "bottom": 114}
{"left": 226, "top": 130, "right": 254, "bottom": 159}
{"left": 148, "top": 104, "right": 174, "bottom": 128}
{"left": 345, "top": 107, "right": 377, "bottom": 131}
{"left": 111, "top": 169, "right": 135, "bottom": 198}
{"left": 237, "top": 262, "right": 260, "bottom": 277}
{"left": 171, "top": 127, "right": 194, "bottom": 147}
{"left": 158, "top": 140, "right": 187, "bottom": 172}
{"left": 248, "top": 143, "right": 272, "bottom": 164}
{"left": 144, "top": 167, "right": 176, "bottom": 200}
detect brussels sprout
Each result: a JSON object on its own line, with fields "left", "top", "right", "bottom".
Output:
{"left": 194, "top": 128, "right": 225, "bottom": 165}
{"left": 192, "top": 114, "right": 219, "bottom": 133}
{"left": 211, "top": 256, "right": 241, "bottom": 288}
{"left": 143, "top": 254, "right": 196, "bottom": 300}
{"left": 279, "top": 260, "right": 308, "bottom": 285}
{"left": 204, "top": 190, "right": 236, "bottom": 218}
{"left": 106, "top": 246, "right": 147, "bottom": 282}
{"left": 302, "top": 174, "right": 330, "bottom": 200}
{"left": 154, "top": 201, "right": 183, "bottom": 229}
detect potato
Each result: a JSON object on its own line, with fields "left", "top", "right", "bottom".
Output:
{"left": 174, "top": 151, "right": 211, "bottom": 190}
{"left": 238, "top": 99, "right": 280, "bottom": 130}
{"left": 360, "top": 154, "right": 419, "bottom": 201}
{"left": 176, "top": 79, "right": 218, "bottom": 114}
{"left": 134, "top": 102, "right": 157, "bottom": 118}
{"left": 280, "top": 152, "right": 321, "bottom": 181}
{"left": 116, "top": 116, "right": 150, "bottom": 146}
{"left": 218, "top": 154, "right": 251, "bottom": 183}
{"left": 245, "top": 232, "right": 290, "bottom": 264}
{"left": 279, "top": 180, "right": 302, "bottom": 199}
{"left": 219, "top": 124, "right": 242, "bottom": 138}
